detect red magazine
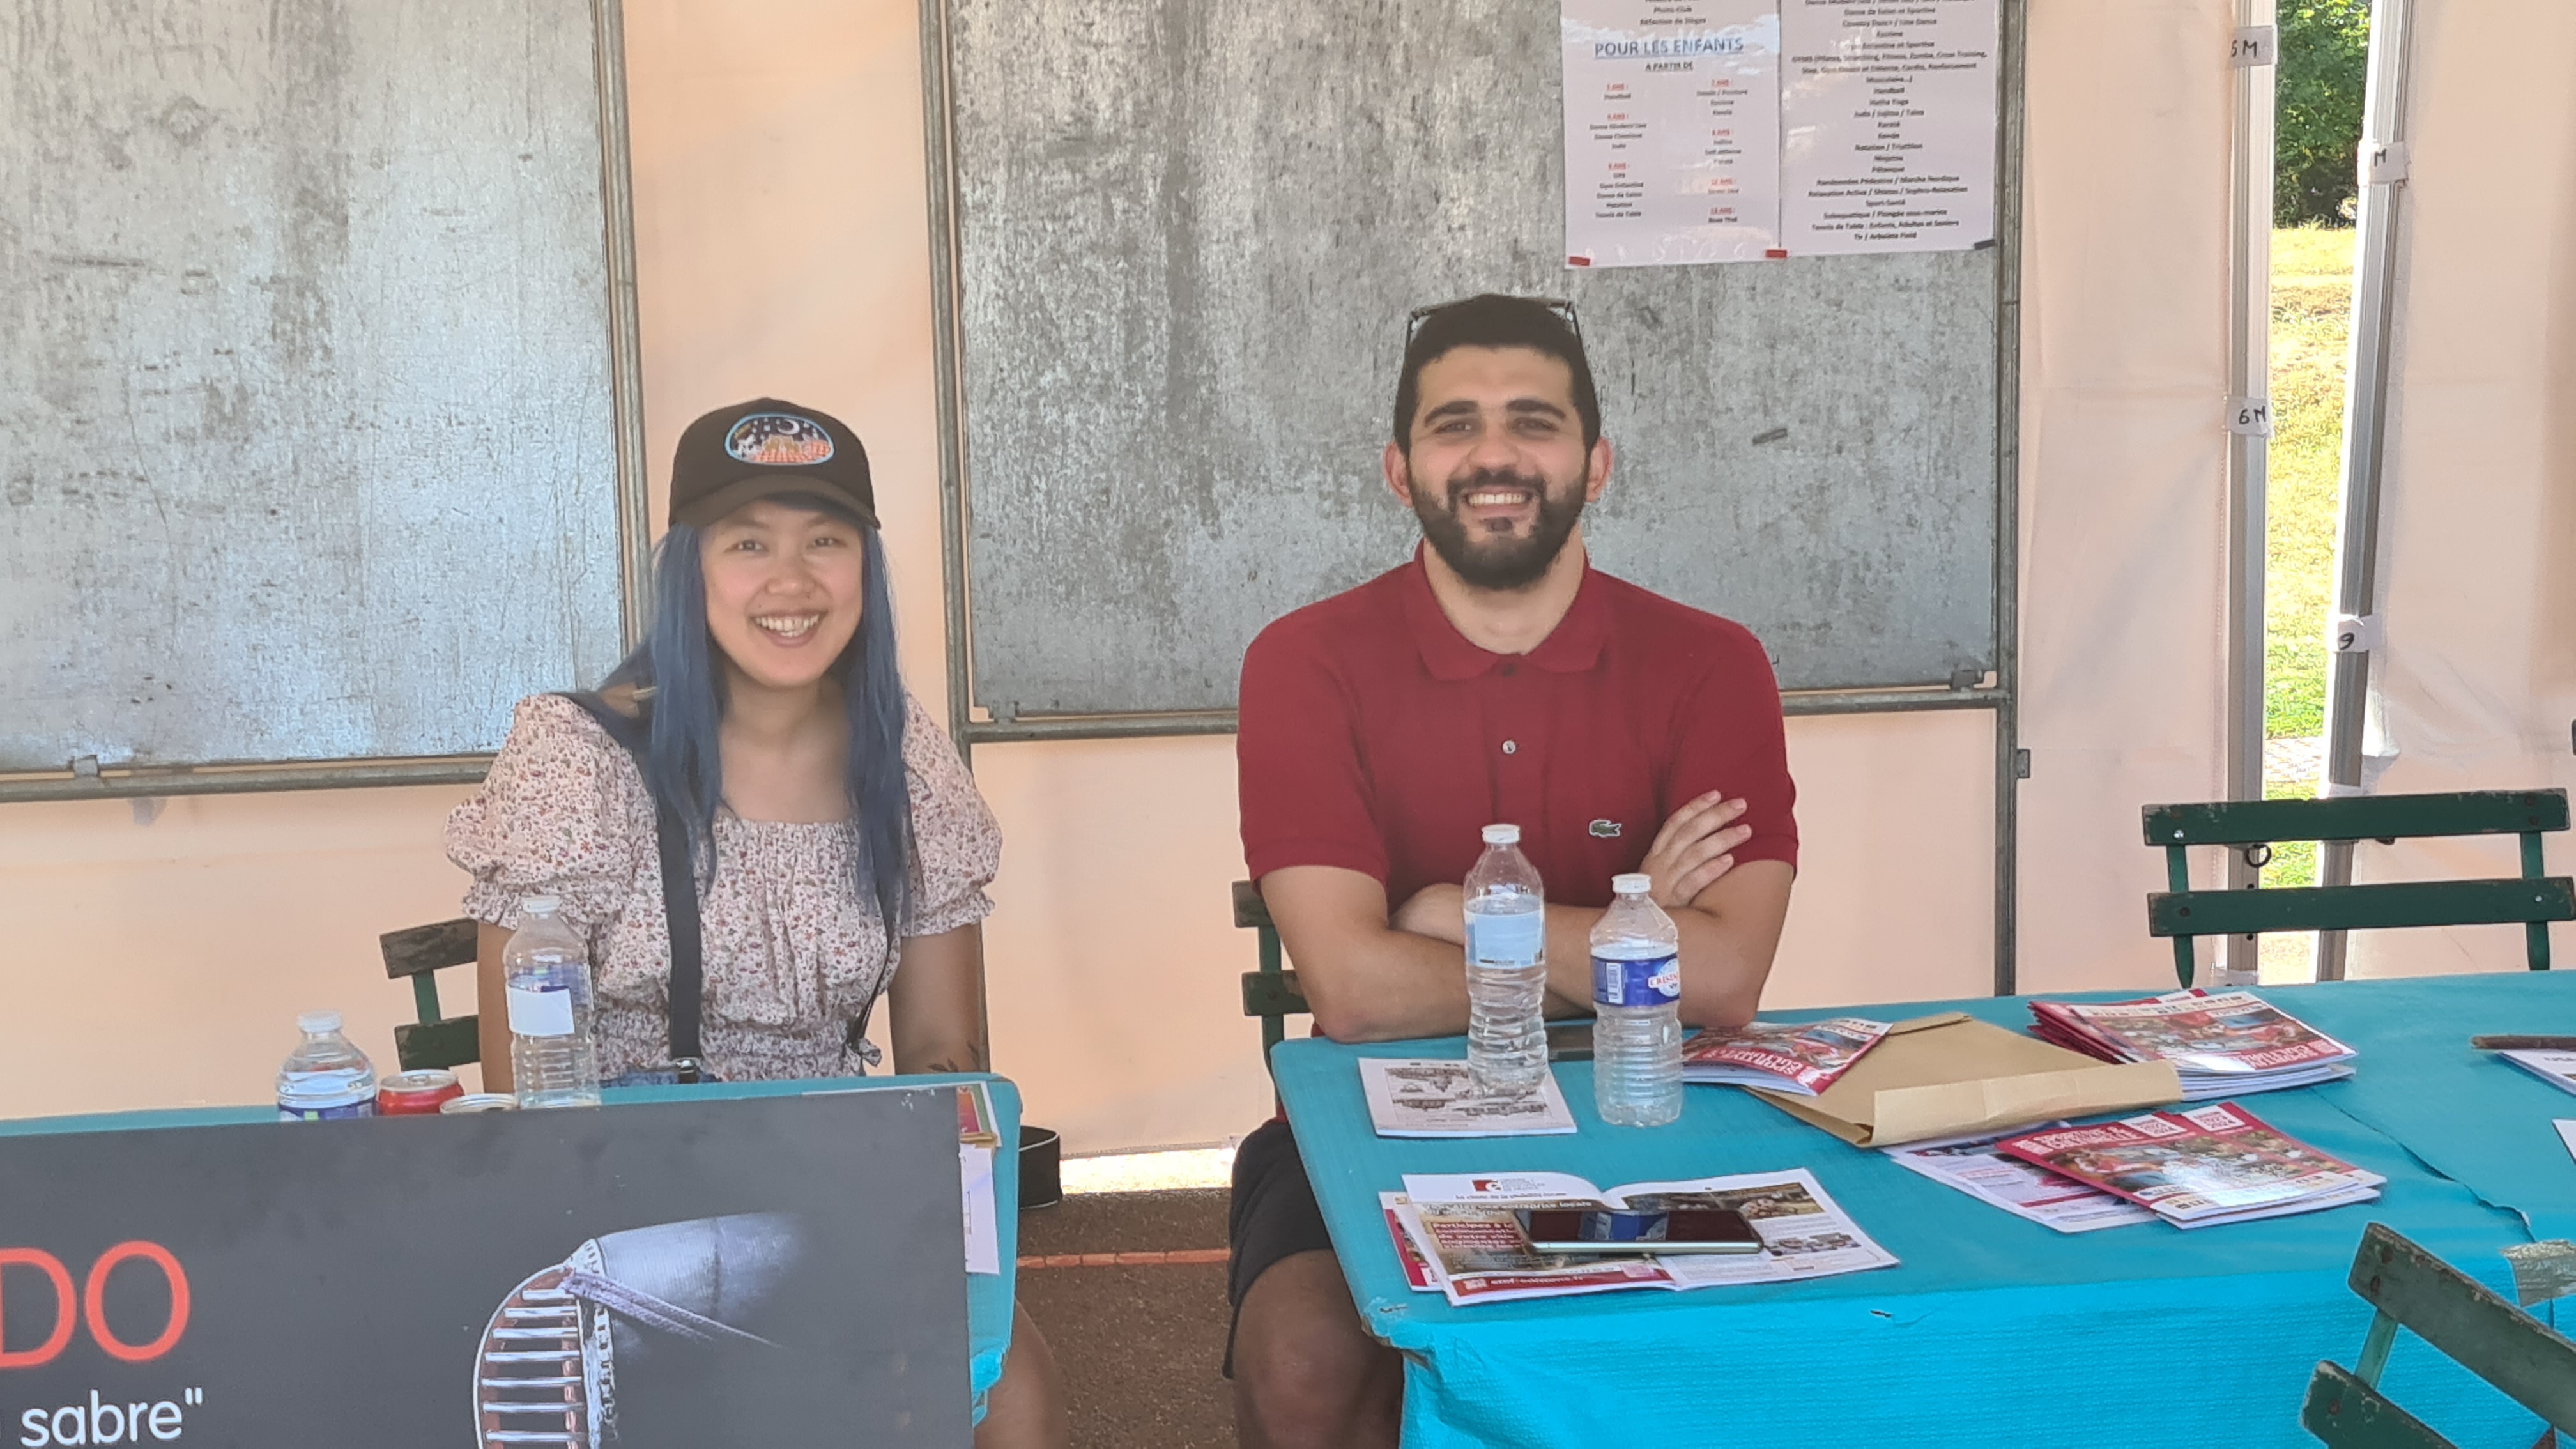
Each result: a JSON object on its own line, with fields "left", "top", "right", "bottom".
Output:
{"left": 2028, "top": 990, "right": 2354, "bottom": 1075}
{"left": 1995, "top": 1102, "right": 2382, "bottom": 1225}
{"left": 1680, "top": 1017, "right": 1891, "bottom": 1096}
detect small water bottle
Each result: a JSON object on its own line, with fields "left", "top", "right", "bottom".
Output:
{"left": 277, "top": 1010, "right": 378, "bottom": 1121}
{"left": 1591, "top": 873, "right": 1683, "bottom": 1127}
{"left": 1463, "top": 824, "right": 1549, "bottom": 1098}
{"left": 505, "top": 895, "right": 601, "bottom": 1108}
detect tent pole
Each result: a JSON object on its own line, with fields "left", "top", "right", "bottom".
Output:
{"left": 2313, "top": 0, "right": 2416, "bottom": 982}
{"left": 2218, "top": 0, "right": 2280, "bottom": 987}
{"left": 1991, "top": 0, "right": 2028, "bottom": 998}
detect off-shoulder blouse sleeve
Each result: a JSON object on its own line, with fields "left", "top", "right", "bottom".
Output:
{"left": 446, "top": 694, "right": 647, "bottom": 931}
{"left": 901, "top": 693, "right": 1002, "bottom": 938}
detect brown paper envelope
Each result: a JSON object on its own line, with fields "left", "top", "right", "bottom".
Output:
{"left": 1748, "top": 1015, "right": 2184, "bottom": 1147}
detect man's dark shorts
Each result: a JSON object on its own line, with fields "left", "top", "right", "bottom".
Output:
{"left": 1223, "top": 1117, "right": 1336, "bottom": 1376}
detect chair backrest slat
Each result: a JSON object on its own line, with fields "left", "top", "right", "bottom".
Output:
{"left": 2298, "top": 1361, "right": 2456, "bottom": 1449}
{"left": 1231, "top": 880, "right": 1305, "bottom": 1077}
{"left": 2142, "top": 788, "right": 2570, "bottom": 986}
{"left": 1232, "top": 879, "right": 1275, "bottom": 930}
{"left": 2150, "top": 878, "right": 2576, "bottom": 939}
{"left": 2344, "top": 1223, "right": 2576, "bottom": 1433}
{"left": 382, "top": 917, "right": 479, "bottom": 980}
{"left": 2143, "top": 790, "right": 2567, "bottom": 848}
{"left": 394, "top": 1017, "right": 482, "bottom": 1073}
{"left": 381, "top": 917, "right": 483, "bottom": 1070}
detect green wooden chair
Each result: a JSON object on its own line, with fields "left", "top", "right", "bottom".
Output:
{"left": 1233, "top": 880, "right": 1308, "bottom": 1072}
{"left": 2301, "top": 1222, "right": 2574, "bottom": 1448}
{"left": 380, "top": 917, "right": 481, "bottom": 1071}
{"left": 2143, "top": 789, "right": 2575, "bottom": 988}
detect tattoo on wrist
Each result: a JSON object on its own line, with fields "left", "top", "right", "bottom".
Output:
{"left": 922, "top": 1045, "right": 989, "bottom": 1075}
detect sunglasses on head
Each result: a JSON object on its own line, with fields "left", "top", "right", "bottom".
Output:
{"left": 1404, "top": 296, "right": 1585, "bottom": 351}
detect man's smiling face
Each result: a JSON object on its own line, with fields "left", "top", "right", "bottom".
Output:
{"left": 1389, "top": 344, "right": 1606, "bottom": 591}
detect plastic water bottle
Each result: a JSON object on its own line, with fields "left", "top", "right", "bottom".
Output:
{"left": 1591, "top": 873, "right": 1683, "bottom": 1127}
{"left": 1463, "top": 824, "right": 1549, "bottom": 1098}
{"left": 277, "top": 1011, "right": 378, "bottom": 1121}
{"left": 505, "top": 895, "right": 601, "bottom": 1108}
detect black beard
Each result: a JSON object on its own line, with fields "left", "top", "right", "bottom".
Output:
{"left": 1413, "top": 466, "right": 1586, "bottom": 592}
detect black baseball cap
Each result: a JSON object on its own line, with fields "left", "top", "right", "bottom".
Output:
{"left": 668, "top": 398, "right": 877, "bottom": 530}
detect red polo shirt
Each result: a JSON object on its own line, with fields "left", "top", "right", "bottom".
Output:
{"left": 1238, "top": 549, "right": 1797, "bottom": 910}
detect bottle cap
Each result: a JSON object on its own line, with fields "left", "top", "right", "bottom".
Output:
{"left": 296, "top": 1010, "right": 343, "bottom": 1035}
{"left": 1480, "top": 824, "right": 1521, "bottom": 845}
{"left": 520, "top": 894, "right": 561, "bottom": 916}
{"left": 1612, "top": 873, "right": 1652, "bottom": 895}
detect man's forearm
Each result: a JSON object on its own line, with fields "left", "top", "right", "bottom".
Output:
{"left": 1667, "top": 907, "right": 1768, "bottom": 1029}
{"left": 1298, "top": 926, "right": 1475, "bottom": 1041}
{"left": 1540, "top": 903, "right": 1769, "bottom": 1029}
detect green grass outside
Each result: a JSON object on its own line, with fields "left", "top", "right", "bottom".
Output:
{"left": 2259, "top": 222, "right": 2358, "bottom": 895}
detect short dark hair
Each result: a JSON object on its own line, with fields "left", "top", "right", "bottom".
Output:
{"left": 1392, "top": 295, "right": 1601, "bottom": 450}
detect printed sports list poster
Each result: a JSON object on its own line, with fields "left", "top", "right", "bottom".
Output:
{"left": 1779, "top": 0, "right": 1998, "bottom": 254}
{"left": 1561, "top": 0, "right": 1782, "bottom": 268}
{"left": 1560, "top": 0, "right": 1997, "bottom": 266}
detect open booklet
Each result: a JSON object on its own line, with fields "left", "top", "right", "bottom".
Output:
{"left": 1360, "top": 1058, "right": 1578, "bottom": 1137}
{"left": 1383, "top": 1168, "right": 1896, "bottom": 1306}
{"left": 1680, "top": 1017, "right": 1890, "bottom": 1095}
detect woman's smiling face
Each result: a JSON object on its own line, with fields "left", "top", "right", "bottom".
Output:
{"left": 698, "top": 497, "right": 867, "bottom": 691}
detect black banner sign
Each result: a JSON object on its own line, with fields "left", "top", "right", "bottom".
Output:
{"left": 0, "top": 1090, "right": 967, "bottom": 1448}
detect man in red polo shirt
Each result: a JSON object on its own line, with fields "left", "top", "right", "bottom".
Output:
{"left": 1226, "top": 295, "right": 1798, "bottom": 1448}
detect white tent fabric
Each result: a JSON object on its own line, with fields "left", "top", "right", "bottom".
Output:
{"left": 2343, "top": 0, "right": 2576, "bottom": 977}
{"left": 2014, "top": 0, "right": 2234, "bottom": 992}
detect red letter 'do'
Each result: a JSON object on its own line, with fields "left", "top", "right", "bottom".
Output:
{"left": 82, "top": 1242, "right": 189, "bottom": 1363}
{"left": 0, "top": 1249, "right": 76, "bottom": 1368}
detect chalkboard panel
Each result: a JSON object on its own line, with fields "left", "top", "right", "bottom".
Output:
{"left": 941, "top": 0, "right": 2002, "bottom": 718}
{"left": 0, "top": 0, "right": 634, "bottom": 776}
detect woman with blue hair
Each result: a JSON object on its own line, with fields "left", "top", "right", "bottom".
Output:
{"left": 447, "top": 398, "right": 1064, "bottom": 1446}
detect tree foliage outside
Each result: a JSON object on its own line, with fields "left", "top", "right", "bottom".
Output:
{"left": 2276, "top": 1, "right": 2373, "bottom": 225}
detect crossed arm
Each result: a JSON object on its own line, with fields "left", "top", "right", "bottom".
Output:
{"left": 1261, "top": 793, "right": 1795, "bottom": 1043}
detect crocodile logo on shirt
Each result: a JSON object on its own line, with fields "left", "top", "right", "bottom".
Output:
{"left": 1589, "top": 819, "right": 1623, "bottom": 838}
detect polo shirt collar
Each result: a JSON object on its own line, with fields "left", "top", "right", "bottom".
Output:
{"left": 1399, "top": 544, "right": 1610, "bottom": 681}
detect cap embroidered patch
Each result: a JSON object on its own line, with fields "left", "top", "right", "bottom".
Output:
{"left": 724, "top": 413, "right": 835, "bottom": 466}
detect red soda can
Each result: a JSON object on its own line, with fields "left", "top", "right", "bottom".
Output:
{"left": 378, "top": 1069, "right": 464, "bottom": 1116}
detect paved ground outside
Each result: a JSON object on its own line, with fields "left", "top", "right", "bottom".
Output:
{"left": 1015, "top": 1149, "right": 1236, "bottom": 1443}
{"left": 1019, "top": 1183, "right": 1236, "bottom": 1448}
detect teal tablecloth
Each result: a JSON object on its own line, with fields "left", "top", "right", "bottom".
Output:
{"left": 1271, "top": 972, "right": 2576, "bottom": 1449}
{"left": 0, "top": 1071, "right": 1023, "bottom": 1407}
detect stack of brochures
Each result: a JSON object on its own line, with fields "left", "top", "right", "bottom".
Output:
{"left": 1883, "top": 1126, "right": 2157, "bottom": 1234}
{"left": 1680, "top": 1016, "right": 1890, "bottom": 1095}
{"left": 2027, "top": 989, "right": 2356, "bottom": 1097}
{"left": 1359, "top": 1058, "right": 1578, "bottom": 1138}
{"left": 1379, "top": 1168, "right": 1897, "bottom": 1307}
{"left": 1993, "top": 1102, "right": 2384, "bottom": 1229}
{"left": 2497, "top": 1048, "right": 2576, "bottom": 1097}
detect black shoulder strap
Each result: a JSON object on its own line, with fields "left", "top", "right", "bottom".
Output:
{"left": 558, "top": 693, "right": 705, "bottom": 1073}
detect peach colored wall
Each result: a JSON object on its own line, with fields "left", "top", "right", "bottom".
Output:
{"left": 0, "top": 786, "right": 483, "bottom": 1115}
{"left": 0, "top": 0, "right": 2175, "bottom": 1147}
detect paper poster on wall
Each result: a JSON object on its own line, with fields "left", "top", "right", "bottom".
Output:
{"left": 1561, "top": 0, "right": 1782, "bottom": 267}
{"left": 1778, "top": 0, "right": 1999, "bottom": 255}
{"left": 1559, "top": 0, "right": 1998, "bottom": 264}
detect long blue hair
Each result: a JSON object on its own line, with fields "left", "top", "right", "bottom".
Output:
{"left": 594, "top": 494, "right": 914, "bottom": 930}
